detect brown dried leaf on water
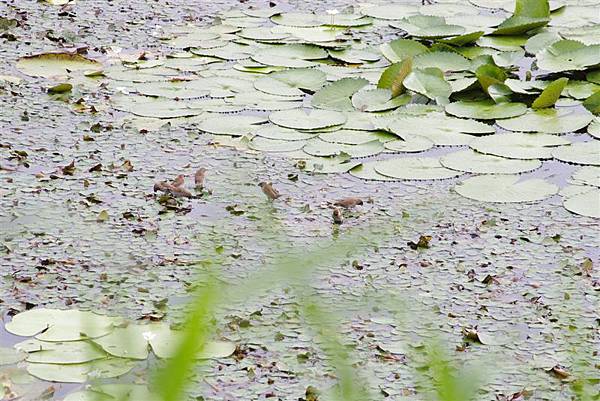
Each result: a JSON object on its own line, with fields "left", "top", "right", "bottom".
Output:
{"left": 47, "top": 83, "right": 72, "bottom": 94}
{"left": 548, "top": 365, "right": 570, "bottom": 380}
{"left": 60, "top": 160, "right": 75, "bottom": 175}
{"left": 407, "top": 235, "right": 431, "bottom": 250}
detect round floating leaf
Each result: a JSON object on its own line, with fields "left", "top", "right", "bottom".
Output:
{"left": 351, "top": 89, "right": 410, "bottom": 112}
{"left": 238, "top": 27, "right": 289, "bottom": 41}
{"left": 470, "top": 132, "right": 570, "bottom": 159}
{"left": 255, "top": 125, "right": 315, "bottom": 141}
{"left": 361, "top": 4, "right": 420, "bottom": 20}
{"left": 588, "top": 117, "right": 600, "bottom": 138}
{"left": 440, "top": 149, "right": 541, "bottom": 173}
{"left": 132, "top": 80, "right": 210, "bottom": 99}
{"left": 92, "top": 324, "right": 158, "bottom": 360}
{"left": 536, "top": 40, "right": 600, "bottom": 72}
{"left": 249, "top": 137, "right": 306, "bottom": 152}
{"left": 391, "top": 15, "right": 465, "bottom": 38}
{"left": 319, "top": 130, "right": 395, "bottom": 145}
{"left": 455, "top": 175, "right": 557, "bottom": 203}
{"left": 26, "top": 358, "right": 135, "bottom": 383}
{"left": 149, "top": 326, "right": 235, "bottom": 359}
{"left": 413, "top": 51, "right": 471, "bottom": 71}
{"left": 583, "top": 91, "right": 600, "bottom": 115}
{"left": 199, "top": 115, "right": 267, "bottom": 136}
{"left": 552, "top": 141, "right": 600, "bottom": 165}
{"left": 572, "top": 166, "right": 600, "bottom": 187}
{"left": 349, "top": 162, "right": 396, "bottom": 181}
{"left": 377, "top": 58, "right": 413, "bottom": 97}
{"left": 303, "top": 139, "right": 384, "bottom": 158}
{"left": 271, "top": 12, "right": 324, "bottom": 27}
{"left": 403, "top": 67, "right": 451, "bottom": 102}
{"left": 445, "top": 100, "right": 527, "bottom": 120}
{"left": 16, "top": 339, "right": 107, "bottom": 364}
{"left": 253, "top": 44, "right": 327, "bottom": 67}
{"left": 64, "top": 384, "right": 161, "bottom": 401}
{"left": 384, "top": 136, "right": 434, "bottom": 152}
{"left": 254, "top": 68, "right": 326, "bottom": 96}
{"left": 496, "top": 108, "right": 594, "bottom": 134}
{"left": 563, "top": 186, "right": 600, "bottom": 218}
{"left": 0, "top": 347, "right": 26, "bottom": 365}
{"left": 17, "top": 53, "right": 101, "bottom": 78}
{"left": 380, "top": 39, "right": 428, "bottom": 62}
{"left": 328, "top": 48, "right": 380, "bottom": 64}
{"left": 5, "top": 309, "right": 122, "bottom": 342}
{"left": 532, "top": 77, "right": 568, "bottom": 109}
{"left": 312, "top": 78, "right": 369, "bottom": 111}
{"left": 270, "top": 109, "right": 346, "bottom": 130}
{"left": 374, "top": 157, "right": 462, "bottom": 180}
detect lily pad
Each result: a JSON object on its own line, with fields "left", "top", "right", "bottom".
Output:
{"left": 26, "top": 358, "right": 135, "bottom": 383}
{"left": 536, "top": 40, "right": 600, "bottom": 73}
{"left": 552, "top": 141, "right": 600, "bottom": 165}
{"left": 571, "top": 166, "right": 600, "bottom": 187}
{"left": 270, "top": 109, "right": 346, "bottom": 130}
{"left": 0, "top": 347, "right": 26, "bottom": 365}
{"left": 380, "top": 39, "right": 428, "bottom": 62}
{"left": 384, "top": 136, "right": 434, "bottom": 153}
{"left": 496, "top": 108, "right": 594, "bottom": 134}
{"left": 64, "top": 384, "right": 161, "bottom": 401}
{"left": 455, "top": 175, "right": 558, "bottom": 202}
{"left": 470, "top": 132, "right": 570, "bottom": 159}
{"left": 391, "top": 15, "right": 465, "bottom": 38}
{"left": 351, "top": 89, "right": 410, "bottom": 112}
{"left": 532, "top": 77, "right": 568, "bottom": 109}
{"left": 254, "top": 68, "right": 326, "bottom": 96}
{"left": 563, "top": 187, "right": 600, "bottom": 218}
{"left": 403, "top": 67, "right": 451, "bottom": 103}
{"left": 199, "top": 115, "right": 267, "bottom": 136}
{"left": 349, "top": 162, "right": 396, "bottom": 181}
{"left": 445, "top": 100, "right": 527, "bottom": 120}
{"left": 440, "top": 149, "right": 542, "bottom": 173}
{"left": 312, "top": 78, "right": 369, "bottom": 111}
{"left": 249, "top": 137, "right": 307, "bottom": 152}
{"left": 373, "top": 157, "right": 463, "bottom": 180}
{"left": 17, "top": 53, "right": 102, "bottom": 78}
{"left": 303, "top": 139, "right": 384, "bottom": 158}
{"left": 16, "top": 339, "right": 107, "bottom": 364}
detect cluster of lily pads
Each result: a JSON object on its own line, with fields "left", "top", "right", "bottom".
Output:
{"left": 0, "top": 308, "right": 234, "bottom": 391}
{"left": 13, "top": 0, "right": 600, "bottom": 217}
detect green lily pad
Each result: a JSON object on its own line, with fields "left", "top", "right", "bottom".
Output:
{"left": 413, "top": 51, "right": 471, "bottom": 71}
{"left": 64, "top": 384, "right": 161, "bottom": 401}
{"left": 532, "top": 77, "right": 568, "bottom": 109}
{"left": 493, "top": 0, "right": 550, "bottom": 35}
{"left": 391, "top": 15, "right": 465, "bottom": 38}
{"left": 583, "top": 91, "right": 600, "bottom": 115}
{"left": 303, "top": 139, "right": 384, "bottom": 158}
{"left": 496, "top": 108, "right": 594, "bottom": 134}
{"left": 26, "top": 358, "right": 135, "bottom": 383}
{"left": 588, "top": 117, "right": 600, "bottom": 138}
{"left": 351, "top": 89, "right": 410, "bottom": 112}
{"left": 377, "top": 58, "right": 413, "bottom": 97}
{"left": 0, "top": 347, "right": 26, "bottom": 365}
{"left": 562, "top": 186, "right": 600, "bottom": 218}
{"left": 270, "top": 109, "right": 346, "bottom": 130}
{"left": 380, "top": 39, "right": 428, "bottom": 62}
{"left": 199, "top": 115, "right": 267, "bottom": 136}
{"left": 255, "top": 125, "right": 316, "bottom": 141}
{"left": 373, "top": 157, "right": 463, "bottom": 180}
{"left": 252, "top": 44, "right": 327, "bottom": 68}
{"left": 445, "top": 100, "right": 527, "bottom": 120}
{"left": 536, "top": 40, "right": 600, "bottom": 72}
{"left": 552, "top": 141, "right": 600, "bottom": 165}
{"left": 5, "top": 309, "right": 123, "bottom": 342}
{"left": 17, "top": 53, "right": 102, "bottom": 78}
{"left": 349, "top": 162, "right": 396, "bottom": 181}
{"left": 15, "top": 339, "right": 107, "bottom": 364}
{"left": 403, "top": 67, "right": 451, "bottom": 103}
{"left": 254, "top": 68, "right": 326, "bottom": 96}
{"left": 312, "top": 78, "right": 369, "bottom": 111}
{"left": 571, "top": 166, "right": 600, "bottom": 187}
{"left": 249, "top": 137, "right": 307, "bottom": 152}
{"left": 384, "top": 136, "right": 434, "bottom": 153}
{"left": 454, "top": 175, "right": 558, "bottom": 203}
{"left": 361, "top": 4, "right": 420, "bottom": 20}
{"left": 470, "top": 132, "right": 570, "bottom": 159}
{"left": 440, "top": 149, "right": 542, "bottom": 173}
{"left": 319, "top": 130, "right": 395, "bottom": 145}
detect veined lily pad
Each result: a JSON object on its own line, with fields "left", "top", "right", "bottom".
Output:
{"left": 536, "top": 40, "right": 600, "bottom": 73}
{"left": 303, "top": 139, "right": 384, "bottom": 158}
{"left": 440, "top": 149, "right": 542, "bottom": 173}
{"left": 249, "top": 137, "right": 306, "bottom": 152}
{"left": 588, "top": 117, "right": 600, "bottom": 138}
{"left": 493, "top": 0, "right": 550, "bottom": 35}
{"left": 413, "top": 51, "right": 471, "bottom": 72}
{"left": 552, "top": 141, "right": 600, "bottom": 165}
{"left": 373, "top": 157, "right": 462, "bottom": 180}
{"left": 532, "top": 77, "right": 568, "bottom": 109}
{"left": 349, "top": 162, "right": 396, "bottom": 181}
{"left": 5, "top": 309, "right": 123, "bottom": 342}
{"left": 445, "top": 100, "right": 527, "bottom": 120}
{"left": 470, "top": 132, "right": 570, "bottom": 159}
{"left": 403, "top": 67, "right": 451, "bottom": 103}
{"left": 198, "top": 115, "right": 267, "bottom": 136}
{"left": 496, "top": 108, "right": 594, "bottom": 134}
{"left": 254, "top": 68, "right": 326, "bottom": 96}
{"left": 16, "top": 339, "right": 107, "bottom": 364}
{"left": 270, "top": 109, "right": 346, "bottom": 130}
{"left": 454, "top": 175, "right": 558, "bottom": 203}
{"left": 312, "top": 78, "right": 369, "bottom": 111}
{"left": 571, "top": 166, "right": 600, "bottom": 187}
{"left": 380, "top": 39, "right": 428, "bottom": 62}
{"left": 562, "top": 186, "right": 600, "bottom": 218}
{"left": 391, "top": 15, "right": 465, "bottom": 38}
{"left": 64, "top": 384, "right": 161, "bottom": 401}
{"left": 351, "top": 89, "right": 410, "bottom": 112}
{"left": 319, "top": 130, "right": 395, "bottom": 145}
{"left": 17, "top": 53, "right": 101, "bottom": 78}
{"left": 26, "top": 358, "right": 135, "bottom": 383}
{"left": 255, "top": 125, "right": 316, "bottom": 141}
{"left": 384, "top": 136, "right": 434, "bottom": 153}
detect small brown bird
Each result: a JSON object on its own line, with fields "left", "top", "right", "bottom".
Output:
{"left": 334, "top": 197, "right": 363, "bottom": 209}
{"left": 153, "top": 181, "right": 171, "bottom": 193}
{"left": 194, "top": 168, "right": 207, "bottom": 190}
{"left": 172, "top": 174, "right": 185, "bottom": 188}
{"left": 332, "top": 207, "right": 343, "bottom": 225}
{"left": 153, "top": 181, "right": 193, "bottom": 198}
{"left": 258, "top": 182, "right": 280, "bottom": 200}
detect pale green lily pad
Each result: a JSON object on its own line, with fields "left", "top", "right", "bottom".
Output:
{"left": 312, "top": 78, "right": 369, "bottom": 111}
{"left": 254, "top": 68, "right": 326, "bottom": 96}
{"left": 496, "top": 108, "right": 594, "bottom": 134}
{"left": 131, "top": 80, "right": 211, "bottom": 99}
{"left": 92, "top": 324, "right": 154, "bottom": 360}
{"left": 5, "top": 309, "right": 123, "bottom": 342}
{"left": 26, "top": 358, "right": 135, "bottom": 383}
{"left": 391, "top": 15, "right": 465, "bottom": 38}
{"left": 572, "top": 166, "right": 600, "bottom": 187}
{"left": 440, "top": 149, "right": 542, "bottom": 174}
{"left": 15, "top": 339, "right": 106, "bottom": 364}
{"left": 64, "top": 384, "right": 161, "bottom": 401}
{"left": 470, "top": 132, "right": 570, "bottom": 159}
{"left": 525, "top": 31, "right": 561, "bottom": 54}
{"left": 199, "top": 115, "right": 267, "bottom": 136}
{"left": 588, "top": 117, "right": 600, "bottom": 138}
{"left": 384, "top": 136, "right": 434, "bottom": 153}
{"left": 349, "top": 162, "right": 396, "bottom": 181}
{"left": 237, "top": 27, "right": 289, "bottom": 41}
{"left": 249, "top": 137, "right": 306, "bottom": 152}
{"left": 380, "top": 38, "right": 428, "bottom": 62}
{"left": 552, "top": 141, "right": 600, "bottom": 165}
{"left": 493, "top": 0, "right": 550, "bottom": 35}
{"left": 374, "top": 157, "right": 462, "bottom": 180}
{"left": 255, "top": 125, "right": 316, "bottom": 141}
{"left": 351, "top": 89, "right": 410, "bottom": 112}
{"left": 252, "top": 44, "right": 327, "bottom": 68}
{"left": 270, "top": 109, "right": 346, "bottom": 130}
{"left": 454, "top": 175, "right": 558, "bottom": 203}
{"left": 477, "top": 35, "right": 528, "bottom": 51}
{"left": 413, "top": 51, "right": 471, "bottom": 72}
{"left": 445, "top": 100, "right": 527, "bottom": 120}
{"left": 361, "top": 4, "right": 420, "bottom": 20}
{"left": 17, "top": 53, "right": 102, "bottom": 78}
{"left": 328, "top": 48, "right": 380, "bottom": 64}
{"left": 303, "top": 139, "right": 384, "bottom": 158}
{"left": 270, "top": 12, "right": 324, "bottom": 27}
{"left": 563, "top": 186, "right": 600, "bottom": 218}
{"left": 536, "top": 40, "right": 600, "bottom": 72}
{"left": 403, "top": 67, "right": 451, "bottom": 102}
{"left": 0, "top": 347, "right": 26, "bottom": 365}
{"left": 319, "top": 130, "right": 395, "bottom": 145}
